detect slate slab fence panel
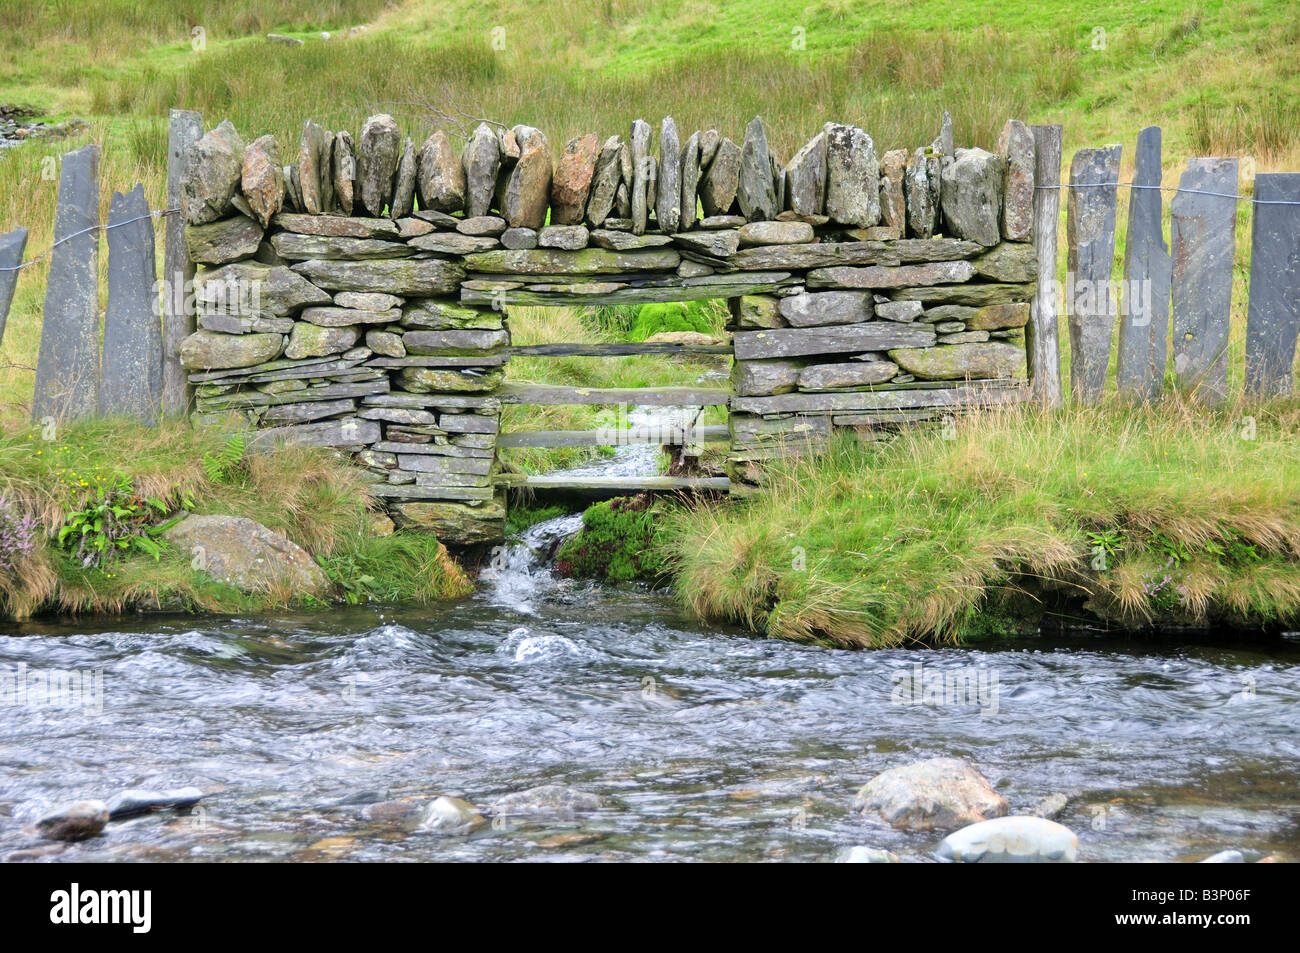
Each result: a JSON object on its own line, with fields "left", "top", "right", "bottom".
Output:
{"left": 1244, "top": 173, "right": 1300, "bottom": 399}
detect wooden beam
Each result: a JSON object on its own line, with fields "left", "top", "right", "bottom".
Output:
{"left": 496, "top": 383, "right": 730, "bottom": 406}
{"left": 498, "top": 425, "right": 729, "bottom": 447}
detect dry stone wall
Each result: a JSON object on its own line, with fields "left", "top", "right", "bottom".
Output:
{"left": 177, "top": 112, "right": 1039, "bottom": 542}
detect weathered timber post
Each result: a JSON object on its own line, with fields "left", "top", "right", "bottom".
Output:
{"left": 163, "top": 108, "right": 204, "bottom": 418}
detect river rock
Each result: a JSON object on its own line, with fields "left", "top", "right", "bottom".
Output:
{"left": 182, "top": 119, "right": 245, "bottom": 225}
{"left": 285, "top": 322, "right": 360, "bottom": 359}
{"left": 36, "top": 801, "right": 109, "bottom": 841}
{"left": 700, "top": 137, "right": 741, "bottom": 216}
{"left": 941, "top": 148, "right": 1004, "bottom": 247}
{"left": 163, "top": 514, "right": 329, "bottom": 595}
{"left": 241, "top": 134, "right": 284, "bottom": 227}
{"left": 463, "top": 123, "right": 501, "bottom": 218}
{"left": 332, "top": 131, "right": 356, "bottom": 215}
{"left": 656, "top": 117, "right": 682, "bottom": 233}
{"left": 738, "top": 116, "right": 777, "bottom": 221}
{"left": 778, "top": 290, "right": 873, "bottom": 326}
{"left": 538, "top": 225, "right": 589, "bottom": 251}
{"left": 836, "top": 846, "right": 900, "bottom": 864}
{"left": 878, "top": 148, "right": 907, "bottom": 239}
{"left": 823, "top": 122, "right": 879, "bottom": 227}
{"left": 905, "top": 148, "right": 941, "bottom": 239}
{"left": 997, "top": 119, "right": 1035, "bottom": 241}
{"left": 186, "top": 214, "right": 264, "bottom": 265}
{"left": 416, "top": 130, "right": 466, "bottom": 213}
{"left": 937, "top": 816, "right": 1078, "bottom": 863}
{"left": 390, "top": 137, "right": 418, "bottom": 218}
{"left": 853, "top": 758, "right": 1008, "bottom": 831}
{"left": 357, "top": 113, "right": 402, "bottom": 216}
{"left": 503, "top": 125, "right": 552, "bottom": 229}
{"left": 420, "top": 796, "right": 485, "bottom": 833}
{"left": 1199, "top": 849, "right": 1245, "bottom": 863}
{"left": 180, "top": 330, "right": 284, "bottom": 370}
{"left": 889, "top": 341, "right": 1026, "bottom": 380}
{"left": 799, "top": 360, "right": 898, "bottom": 390}
{"left": 297, "top": 119, "right": 333, "bottom": 215}
{"left": 491, "top": 784, "right": 603, "bottom": 819}
{"left": 105, "top": 787, "right": 204, "bottom": 820}
{"left": 785, "top": 131, "right": 827, "bottom": 218}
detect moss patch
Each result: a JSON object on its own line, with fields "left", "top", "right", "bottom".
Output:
{"left": 554, "top": 495, "right": 670, "bottom": 583}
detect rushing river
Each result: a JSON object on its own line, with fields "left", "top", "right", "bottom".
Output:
{"left": 2, "top": 408, "right": 1298, "bottom": 862}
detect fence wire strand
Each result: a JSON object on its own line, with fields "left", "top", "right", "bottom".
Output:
{"left": 0, "top": 206, "right": 181, "bottom": 274}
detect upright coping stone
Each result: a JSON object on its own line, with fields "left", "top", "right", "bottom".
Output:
{"left": 33, "top": 143, "right": 101, "bottom": 424}
{"left": 1066, "top": 144, "right": 1121, "bottom": 405}
{"left": 1116, "top": 126, "right": 1172, "bottom": 401}
{"left": 101, "top": 184, "right": 162, "bottom": 423}
{"left": 1244, "top": 173, "right": 1300, "bottom": 398}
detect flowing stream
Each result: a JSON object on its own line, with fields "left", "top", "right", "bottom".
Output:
{"left": 1, "top": 407, "right": 1298, "bottom": 862}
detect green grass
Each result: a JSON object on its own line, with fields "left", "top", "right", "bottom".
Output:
{"left": 0, "top": 417, "right": 471, "bottom": 619}
{"left": 662, "top": 396, "right": 1300, "bottom": 647}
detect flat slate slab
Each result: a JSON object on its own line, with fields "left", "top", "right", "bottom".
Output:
{"left": 1171, "top": 156, "right": 1237, "bottom": 404}
{"left": 733, "top": 322, "right": 934, "bottom": 360}
{"left": 100, "top": 184, "right": 161, "bottom": 422}
{"left": 1244, "top": 173, "right": 1300, "bottom": 398}
{"left": 33, "top": 144, "right": 102, "bottom": 423}
{"left": 0, "top": 226, "right": 28, "bottom": 346}
{"left": 1117, "top": 126, "right": 1172, "bottom": 401}
{"left": 1066, "top": 144, "right": 1121, "bottom": 405}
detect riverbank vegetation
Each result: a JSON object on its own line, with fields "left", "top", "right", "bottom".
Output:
{"left": 0, "top": 419, "right": 470, "bottom": 619}
{"left": 659, "top": 397, "right": 1300, "bottom": 647}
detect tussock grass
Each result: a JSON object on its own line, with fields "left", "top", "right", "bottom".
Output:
{"left": 662, "top": 396, "right": 1300, "bottom": 647}
{"left": 0, "top": 418, "right": 471, "bottom": 619}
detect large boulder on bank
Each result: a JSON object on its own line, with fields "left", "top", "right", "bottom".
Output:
{"left": 937, "top": 816, "right": 1079, "bottom": 863}
{"left": 853, "top": 758, "right": 1008, "bottom": 831}
{"left": 163, "top": 514, "right": 329, "bottom": 595}
{"left": 182, "top": 119, "right": 245, "bottom": 225}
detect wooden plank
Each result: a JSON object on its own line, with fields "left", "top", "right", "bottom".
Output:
{"left": 162, "top": 109, "right": 204, "bottom": 418}
{"left": 100, "top": 184, "right": 161, "bottom": 422}
{"left": 1244, "top": 173, "right": 1300, "bottom": 398}
{"left": 498, "top": 425, "right": 729, "bottom": 448}
{"left": 495, "top": 383, "right": 730, "bottom": 406}
{"left": 1116, "top": 126, "right": 1172, "bottom": 401}
{"left": 1027, "top": 124, "right": 1063, "bottom": 407}
{"left": 33, "top": 144, "right": 101, "bottom": 423}
{"left": 1171, "top": 157, "right": 1237, "bottom": 404}
{"left": 0, "top": 226, "right": 28, "bottom": 347}
{"left": 1066, "top": 144, "right": 1121, "bottom": 405}
{"left": 733, "top": 322, "right": 934, "bottom": 360}
{"left": 508, "top": 341, "right": 732, "bottom": 357}
{"left": 730, "top": 381, "right": 1027, "bottom": 414}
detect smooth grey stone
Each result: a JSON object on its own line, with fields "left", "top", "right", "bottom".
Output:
{"left": 0, "top": 226, "right": 28, "bottom": 346}
{"left": 1244, "top": 173, "right": 1300, "bottom": 398}
{"left": 798, "top": 360, "right": 897, "bottom": 390}
{"left": 490, "top": 784, "right": 602, "bottom": 819}
{"left": 1171, "top": 156, "right": 1237, "bottom": 404}
{"left": 457, "top": 215, "right": 507, "bottom": 236}
{"left": 1117, "top": 126, "right": 1172, "bottom": 401}
{"left": 1199, "top": 849, "right": 1245, "bottom": 864}
{"left": 34, "top": 144, "right": 101, "bottom": 423}
{"left": 1067, "top": 144, "right": 1122, "bottom": 404}
{"left": 737, "top": 116, "right": 777, "bottom": 221}
{"left": 823, "top": 122, "right": 878, "bottom": 226}
{"left": 105, "top": 786, "right": 204, "bottom": 820}
{"left": 836, "top": 846, "right": 900, "bottom": 863}
{"left": 100, "top": 184, "right": 161, "bottom": 422}
{"left": 937, "top": 816, "right": 1078, "bottom": 863}
{"left": 656, "top": 117, "right": 682, "bottom": 233}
